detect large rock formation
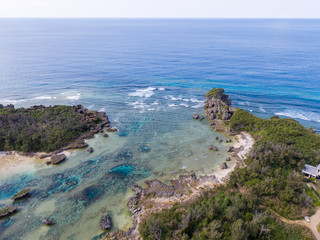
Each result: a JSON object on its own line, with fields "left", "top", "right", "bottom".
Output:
{"left": 0, "top": 206, "right": 18, "bottom": 218}
{"left": 11, "top": 188, "right": 31, "bottom": 200}
{"left": 204, "top": 88, "right": 235, "bottom": 121}
{"left": 100, "top": 214, "right": 112, "bottom": 230}
{"left": 50, "top": 154, "right": 67, "bottom": 164}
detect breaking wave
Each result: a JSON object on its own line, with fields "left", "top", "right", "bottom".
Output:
{"left": 275, "top": 109, "right": 320, "bottom": 123}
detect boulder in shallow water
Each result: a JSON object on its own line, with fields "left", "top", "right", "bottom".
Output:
{"left": 106, "top": 128, "right": 118, "bottom": 132}
{"left": 103, "top": 133, "right": 109, "bottom": 138}
{"left": 100, "top": 214, "right": 112, "bottom": 230}
{"left": 200, "top": 115, "right": 205, "bottom": 120}
{"left": 227, "top": 146, "right": 234, "bottom": 153}
{"left": 0, "top": 206, "right": 18, "bottom": 218}
{"left": 11, "top": 188, "right": 31, "bottom": 200}
{"left": 87, "top": 147, "right": 94, "bottom": 153}
{"left": 193, "top": 113, "right": 199, "bottom": 119}
{"left": 226, "top": 157, "right": 231, "bottom": 161}
{"left": 209, "top": 145, "right": 218, "bottom": 151}
{"left": 51, "top": 154, "right": 67, "bottom": 164}
{"left": 42, "top": 218, "right": 55, "bottom": 226}
{"left": 225, "top": 138, "right": 232, "bottom": 143}
{"left": 220, "top": 162, "right": 228, "bottom": 169}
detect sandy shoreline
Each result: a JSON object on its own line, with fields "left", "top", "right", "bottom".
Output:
{"left": 0, "top": 151, "right": 71, "bottom": 179}
{"left": 214, "top": 131, "right": 254, "bottom": 182}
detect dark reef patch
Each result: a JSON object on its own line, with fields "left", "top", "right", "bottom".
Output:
{"left": 115, "top": 150, "right": 133, "bottom": 162}
{"left": 80, "top": 185, "right": 104, "bottom": 206}
{"left": 138, "top": 145, "right": 151, "bottom": 152}
{"left": 109, "top": 165, "right": 133, "bottom": 177}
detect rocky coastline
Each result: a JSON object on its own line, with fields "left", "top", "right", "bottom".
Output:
{"left": 103, "top": 89, "right": 255, "bottom": 240}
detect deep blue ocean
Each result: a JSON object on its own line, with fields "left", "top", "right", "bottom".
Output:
{"left": 0, "top": 19, "right": 320, "bottom": 130}
{"left": 0, "top": 19, "right": 320, "bottom": 239}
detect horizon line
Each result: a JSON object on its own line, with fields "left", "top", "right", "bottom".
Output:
{"left": 0, "top": 17, "right": 319, "bottom": 20}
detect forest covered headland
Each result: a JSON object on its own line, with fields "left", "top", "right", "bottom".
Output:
{"left": 0, "top": 104, "right": 110, "bottom": 153}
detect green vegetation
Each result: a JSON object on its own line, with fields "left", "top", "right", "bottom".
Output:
{"left": 206, "top": 88, "right": 224, "bottom": 98}
{"left": 0, "top": 105, "right": 107, "bottom": 152}
{"left": 140, "top": 106, "right": 320, "bottom": 239}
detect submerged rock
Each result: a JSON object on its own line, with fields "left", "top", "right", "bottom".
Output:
{"left": 138, "top": 145, "right": 151, "bottom": 153}
{"left": 193, "top": 113, "right": 199, "bottom": 119}
{"left": 11, "top": 188, "right": 31, "bottom": 200}
{"left": 199, "top": 115, "right": 205, "bottom": 120}
{"left": 103, "top": 133, "right": 109, "bottom": 138}
{"left": 226, "top": 157, "right": 231, "bottom": 161}
{"left": 220, "top": 162, "right": 228, "bottom": 169}
{"left": 42, "top": 218, "right": 55, "bottom": 226}
{"left": 87, "top": 147, "right": 94, "bottom": 153}
{"left": 50, "top": 154, "right": 67, "bottom": 164}
{"left": 225, "top": 138, "right": 232, "bottom": 143}
{"left": 115, "top": 150, "right": 133, "bottom": 162}
{"left": 100, "top": 214, "right": 112, "bottom": 230}
{"left": 0, "top": 206, "right": 18, "bottom": 218}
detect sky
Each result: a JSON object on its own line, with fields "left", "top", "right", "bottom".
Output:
{"left": 0, "top": 0, "right": 319, "bottom": 18}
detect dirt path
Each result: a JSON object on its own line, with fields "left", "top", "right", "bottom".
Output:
{"left": 275, "top": 208, "right": 320, "bottom": 240}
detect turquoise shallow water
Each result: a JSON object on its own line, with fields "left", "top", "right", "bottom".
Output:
{"left": 0, "top": 19, "right": 320, "bottom": 239}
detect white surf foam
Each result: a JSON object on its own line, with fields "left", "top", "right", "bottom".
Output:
{"left": 191, "top": 103, "right": 204, "bottom": 109}
{"left": 158, "top": 87, "right": 166, "bottom": 91}
{"left": 168, "top": 103, "right": 178, "bottom": 107}
{"left": 66, "top": 93, "right": 81, "bottom": 100}
{"left": 129, "top": 87, "right": 156, "bottom": 98}
{"left": 275, "top": 109, "right": 320, "bottom": 123}
{"left": 164, "top": 95, "right": 183, "bottom": 101}
{"left": 179, "top": 103, "right": 189, "bottom": 108}
{"left": 190, "top": 98, "right": 203, "bottom": 103}
{"left": 259, "top": 106, "right": 266, "bottom": 113}
{"left": 33, "top": 95, "right": 53, "bottom": 100}
{"left": 99, "top": 107, "right": 105, "bottom": 112}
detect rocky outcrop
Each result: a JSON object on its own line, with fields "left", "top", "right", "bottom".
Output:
{"left": 193, "top": 113, "right": 199, "bottom": 119}
{"left": 220, "top": 162, "right": 228, "bottom": 169}
{"left": 106, "top": 128, "right": 118, "bottom": 132}
{"left": 100, "top": 214, "right": 112, "bottom": 230}
{"left": 209, "top": 145, "right": 218, "bottom": 151}
{"left": 0, "top": 206, "right": 18, "bottom": 218}
{"left": 204, "top": 88, "right": 235, "bottom": 121}
{"left": 11, "top": 188, "right": 31, "bottom": 200}
{"left": 42, "top": 218, "right": 55, "bottom": 226}
{"left": 50, "top": 154, "right": 67, "bottom": 164}
{"left": 227, "top": 146, "right": 234, "bottom": 152}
